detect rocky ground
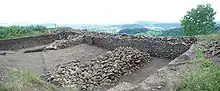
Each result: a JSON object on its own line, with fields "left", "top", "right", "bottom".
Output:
{"left": 0, "top": 43, "right": 171, "bottom": 91}
{"left": 204, "top": 41, "right": 220, "bottom": 63}
{"left": 0, "top": 44, "right": 107, "bottom": 74}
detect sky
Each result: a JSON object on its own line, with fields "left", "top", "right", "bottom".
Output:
{"left": 0, "top": 0, "right": 219, "bottom": 24}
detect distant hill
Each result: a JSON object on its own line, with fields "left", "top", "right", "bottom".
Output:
{"left": 134, "top": 21, "right": 181, "bottom": 29}
{"left": 0, "top": 23, "right": 9, "bottom": 26}
{"left": 215, "top": 24, "right": 220, "bottom": 31}
{"left": 134, "top": 21, "right": 220, "bottom": 29}
{"left": 216, "top": 21, "right": 220, "bottom": 23}
{"left": 153, "top": 23, "right": 181, "bottom": 29}
{"left": 110, "top": 24, "right": 145, "bottom": 29}
{"left": 0, "top": 20, "right": 219, "bottom": 31}
{"left": 134, "top": 21, "right": 157, "bottom": 25}
{"left": 119, "top": 28, "right": 150, "bottom": 34}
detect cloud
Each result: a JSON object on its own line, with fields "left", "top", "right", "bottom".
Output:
{"left": 0, "top": 0, "right": 219, "bottom": 24}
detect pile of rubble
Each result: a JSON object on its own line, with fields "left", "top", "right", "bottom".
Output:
{"left": 43, "top": 47, "right": 151, "bottom": 90}
{"left": 204, "top": 41, "right": 220, "bottom": 63}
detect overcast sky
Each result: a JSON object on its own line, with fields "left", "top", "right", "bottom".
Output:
{"left": 0, "top": 0, "right": 219, "bottom": 24}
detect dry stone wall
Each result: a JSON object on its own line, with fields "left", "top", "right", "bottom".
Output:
{"left": 204, "top": 41, "right": 220, "bottom": 63}
{"left": 0, "top": 29, "right": 196, "bottom": 59}
{"left": 59, "top": 30, "right": 197, "bottom": 59}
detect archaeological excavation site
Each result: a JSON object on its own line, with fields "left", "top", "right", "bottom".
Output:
{"left": 0, "top": 29, "right": 197, "bottom": 91}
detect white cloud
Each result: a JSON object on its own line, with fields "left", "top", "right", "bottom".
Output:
{"left": 0, "top": 0, "right": 219, "bottom": 24}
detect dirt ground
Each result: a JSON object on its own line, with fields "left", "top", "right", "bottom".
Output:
{"left": 0, "top": 44, "right": 171, "bottom": 91}
{"left": 0, "top": 44, "right": 108, "bottom": 73}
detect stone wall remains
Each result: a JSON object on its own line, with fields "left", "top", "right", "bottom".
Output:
{"left": 61, "top": 30, "right": 197, "bottom": 59}
{"left": 0, "top": 29, "right": 197, "bottom": 59}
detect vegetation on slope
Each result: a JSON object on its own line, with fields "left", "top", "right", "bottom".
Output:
{"left": 136, "top": 28, "right": 184, "bottom": 36}
{"left": 0, "top": 68, "right": 77, "bottom": 91}
{"left": 0, "top": 25, "right": 49, "bottom": 39}
{"left": 119, "top": 28, "right": 150, "bottom": 34}
{"left": 178, "top": 31, "right": 220, "bottom": 91}
{"left": 0, "top": 68, "right": 56, "bottom": 91}
{"left": 176, "top": 3, "right": 220, "bottom": 91}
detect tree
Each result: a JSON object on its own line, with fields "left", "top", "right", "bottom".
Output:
{"left": 181, "top": 3, "right": 216, "bottom": 36}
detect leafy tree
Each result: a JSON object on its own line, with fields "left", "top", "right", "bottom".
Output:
{"left": 181, "top": 3, "right": 216, "bottom": 36}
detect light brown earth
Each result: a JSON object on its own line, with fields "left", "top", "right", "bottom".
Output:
{"left": 0, "top": 44, "right": 108, "bottom": 73}
{"left": 0, "top": 44, "right": 171, "bottom": 91}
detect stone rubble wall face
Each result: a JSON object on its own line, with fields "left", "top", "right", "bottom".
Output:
{"left": 90, "top": 36, "right": 189, "bottom": 59}
{"left": 78, "top": 30, "right": 196, "bottom": 59}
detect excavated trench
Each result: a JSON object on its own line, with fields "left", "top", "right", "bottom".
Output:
{"left": 0, "top": 44, "right": 108, "bottom": 73}
{"left": 0, "top": 30, "right": 196, "bottom": 91}
{"left": 0, "top": 44, "right": 170, "bottom": 91}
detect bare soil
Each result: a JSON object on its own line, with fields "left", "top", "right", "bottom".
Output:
{"left": 0, "top": 44, "right": 108, "bottom": 74}
{"left": 0, "top": 44, "right": 171, "bottom": 91}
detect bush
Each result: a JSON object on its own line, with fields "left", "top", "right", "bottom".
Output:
{"left": 179, "top": 65, "right": 220, "bottom": 91}
{"left": 181, "top": 3, "right": 216, "bottom": 36}
{"left": 0, "top": 25, "right": 48, "bottom": 39}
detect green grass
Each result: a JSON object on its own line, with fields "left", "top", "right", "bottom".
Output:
{"left": 0, "top": 25, "right": 49, "bottom": 39}
{"left": 0, "top": 68, "right": 77, "bottom": 91}
{"left": 197, "top": 30, "right": 220, "bottom": 45}
{"left": 178, "top": 32, "right": 220, "bottom": 91}
{"left": 0, "top": 83, "right": 10, "bottom": 91}
{"left": 1, "top": 68, "right": 56, "bottom": 91}
{"left": 179, "top": 65, "right": 220, "bottom": 91}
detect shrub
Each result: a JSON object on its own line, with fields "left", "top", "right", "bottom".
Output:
{"left": 0, "top": 25, "right": 48, "bottom": 39}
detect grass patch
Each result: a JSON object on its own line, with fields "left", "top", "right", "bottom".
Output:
{"left": 0, "top": 25, "right": 49, "bottom": 39}
{"left": 1, "top": 68, "right": 57, "bottom": 91}
{"left": 197, "top": 30, "right": 220, "bottom": 44}
{"left": 178, "top": 33, "right": 220, "bottom": 91}
{"left": 0, "top": 83, "right": 10, "bottom": 91}
{"left": 178, "top": 63, "right": 220, "bottom": 91}
{"left": 0, "top": 68, "right": 77, "bottom": 91}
